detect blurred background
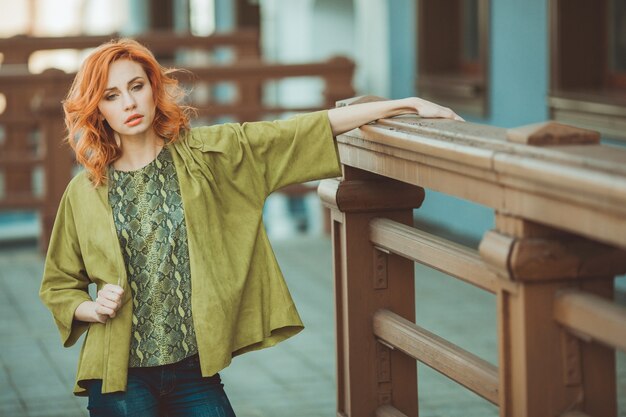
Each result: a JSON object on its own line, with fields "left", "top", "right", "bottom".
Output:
{"left": 0, "top": 0, "right": 624, "bottom": 416}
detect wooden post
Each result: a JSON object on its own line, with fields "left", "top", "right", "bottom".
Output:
{"left": 37, "top": 71, "right": 74, "bottom": 252}
{"left": 1, "top": 85, "right": 36, "bottom": 197}
{"left": 320, "top": 169, "right": 424, "bottom": 417}
{"left": 235, "top": 0, "right": 261, "bottom": 30}
{"left": 323, "top": 57, "right": 356, "bottom": 109}
{"left": 480, "top": 213, "right": 626, "bottom": 417}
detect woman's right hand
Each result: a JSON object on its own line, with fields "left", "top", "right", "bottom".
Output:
{"left": 74, "top": 284, "right": 125, "bottom": 323}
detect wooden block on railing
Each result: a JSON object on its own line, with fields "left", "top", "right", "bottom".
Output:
{"left": 318, "top": 178, "right": 425, "bottom": 213}
{"left": 480, "top": 228, "right": 626, "bottom": 282}
{"left": 506, "top": 121, "right": 600, "bottom": 146}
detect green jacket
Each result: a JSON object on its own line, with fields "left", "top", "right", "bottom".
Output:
{"left": 39, "top": 110, "right": 341, "bottom": 395}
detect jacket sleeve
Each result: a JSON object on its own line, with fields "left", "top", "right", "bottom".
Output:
{"left": 238, "top": 110, "right": 342, "bottom": 196}
{"left": 39, "top": 187, "right": 92, "bottom": 347}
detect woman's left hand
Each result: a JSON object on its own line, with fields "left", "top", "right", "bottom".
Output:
{"left": 328, "top": 96, "right": 464, "bottom": 136}
{"left": 407, "top": 97, "right": 465, "bottom": 121}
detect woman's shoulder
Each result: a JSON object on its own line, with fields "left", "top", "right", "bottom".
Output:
{"left": 63, "top": 170, "right": 99, "bottom": 199}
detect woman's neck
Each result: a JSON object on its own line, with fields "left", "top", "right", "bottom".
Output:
{"left": 113, "top": 129, "right": 165, "bottom": 172}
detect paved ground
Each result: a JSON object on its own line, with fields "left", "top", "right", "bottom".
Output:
{"left": 0, "top": 236, "right": 624, "bottom": 417}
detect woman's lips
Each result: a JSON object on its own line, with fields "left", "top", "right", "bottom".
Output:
{"left": 125, "top": 115, "right": 143, "bottom": 127}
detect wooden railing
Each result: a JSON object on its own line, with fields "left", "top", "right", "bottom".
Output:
{"left": 319, "top": 96, "right": 626, "bottom": 417}
{"left": 0, "top": 33, "right": 354, "bottom": 249}
{"left": 0, "top": 30, "right": 261, "bottom": 66}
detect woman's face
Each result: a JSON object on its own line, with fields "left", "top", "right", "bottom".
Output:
{"left": 98, "top": 59, "right": 156, "bottom": 139}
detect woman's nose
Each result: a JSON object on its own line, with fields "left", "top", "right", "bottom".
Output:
{"left": 122, "top": 94, "right": 136, "bottom": 111}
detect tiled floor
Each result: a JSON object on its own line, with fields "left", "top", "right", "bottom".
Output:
{"left": 0, "top": 236, "right": 624, "bottom": 417}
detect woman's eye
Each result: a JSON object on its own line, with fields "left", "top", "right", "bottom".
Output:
{"left": 132, "top": 83, "right": 143, "bottom": 91}
{"left": 105, "top": 94, "right": 118, "bottom": 101}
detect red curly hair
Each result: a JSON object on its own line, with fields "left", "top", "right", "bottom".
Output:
{"left": 63, "top": 38, "right": 193, "bottom": 186}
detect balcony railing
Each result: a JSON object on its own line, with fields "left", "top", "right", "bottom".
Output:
{"left": 319, "top": 95, "right": 626, "bottom": 417}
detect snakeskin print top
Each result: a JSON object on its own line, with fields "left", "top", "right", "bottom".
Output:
{"left": 108, "top": 146, "right": 198, "bottom": 367}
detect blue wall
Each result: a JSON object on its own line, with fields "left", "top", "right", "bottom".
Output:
{"left": 387, "top": 0, "right": 550, "bottom": 243}
{"left": 387, "top": 0, "right": 416, "bottom": 100}
{"left": 489, "top": 0, "right": 549, "bottom": 127}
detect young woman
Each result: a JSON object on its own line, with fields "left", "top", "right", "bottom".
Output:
{"left": 39, "top": 38, "right": 462, "bottom": 417}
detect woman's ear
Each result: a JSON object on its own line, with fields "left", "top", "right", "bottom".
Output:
{"left": 114, "top": 132, "right": 121, "bottom": 146}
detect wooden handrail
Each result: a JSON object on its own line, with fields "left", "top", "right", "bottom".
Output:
{"left": 0, "top": 30, "right": 260, "bottom": 66}
{"left": 373, "top": 309, "right": 499, "bottom": 405}
{"left": 177, "top": 56, "right": 354, "bottom": 81}
{"left": 369, "top": 217, "right": 498, "bottom": 293}
{"left": 0, "top": 196, "right": 43, "bottom": 209}
{"left": 323, "top": 96, "right": 625, "bottom": 417}
{"left": 337, "top": 113, "right": 626, "bottom": 249}
{"left": 554, "top": 290, "right": 626, "bottom": 352}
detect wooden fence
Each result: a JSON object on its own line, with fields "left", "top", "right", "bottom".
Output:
{"left": 319, "top": 96, "right": 626, "bottom": 417}
{"left": 0, "top": 29, "right": 261, "bottom": 66}
{"left": 0, "top": 32, "right": 354, "bottom": 249}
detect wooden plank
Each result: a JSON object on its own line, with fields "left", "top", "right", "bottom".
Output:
{"left": 554, "top": 290, "right": 626, "bottom": 352}
{"left": 372, "top": 309, "right": 499, "bottom": 405}
{"left": 369, "top": 218, "right": 498, "bottom": 293}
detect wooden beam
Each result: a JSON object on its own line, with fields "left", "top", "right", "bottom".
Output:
{"left": 369, "top": 218, "right": 498, "bottom": 293}
{"left": 373, "top": 309, "right": 499, "bottom": 405}
{"left": 554, "top": 290, "right": 626, "bottom": 352}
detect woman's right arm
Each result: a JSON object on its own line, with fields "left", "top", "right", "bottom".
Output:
{"left": 40, "top": 189, "right": 121, "bottom": 345}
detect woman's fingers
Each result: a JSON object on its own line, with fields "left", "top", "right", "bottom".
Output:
{"left": 102, "top": 283, "right": 124, "bottom": 296}
{"left": 95, "top": 284, "right": 124, "bottom": 320}
{"left": 94, "top": 304, "right": 116, "bottom": 318}
{"left": 96, "top": 295, "right": 118, "bottom": 310}
{"left": 415, "top": 99, "right": 465, "bottom": 121}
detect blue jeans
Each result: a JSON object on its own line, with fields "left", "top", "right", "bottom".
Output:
{"left": 87, "top": 355, "right": 236, "bottom": 417}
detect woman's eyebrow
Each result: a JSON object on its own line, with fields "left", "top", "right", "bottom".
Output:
{"left": 103, "top": 76, "right": 144, "bottom": 92}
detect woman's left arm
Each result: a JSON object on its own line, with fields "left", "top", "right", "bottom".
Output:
{"left": 327, "top": 97, "right": 464, "bottom": 137}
